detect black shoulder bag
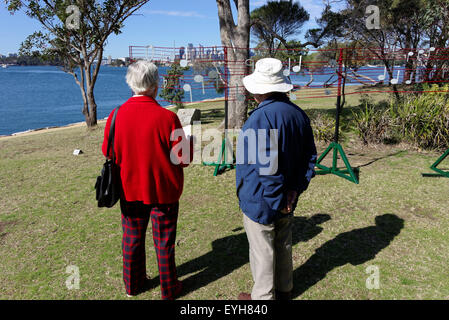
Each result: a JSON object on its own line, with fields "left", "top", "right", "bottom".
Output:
{"left": 95, "top": 106, "right": 121, "bottom": 208}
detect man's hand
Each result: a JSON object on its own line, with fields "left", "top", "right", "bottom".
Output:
{"left": 280, "top": 190, "right": 298, "bottom": 214}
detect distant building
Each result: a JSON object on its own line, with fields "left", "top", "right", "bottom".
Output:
{"left": 179, "top": 47, "right": 185, "bottom": 60}
{"left": 111, "top": 57, "right": 130, "bottom": 66}
{"left": 187, "top": 43, "right": 194, "bottom": 61}
{"left": 101, "top": 57, "right": 110, "bottom": 65}
{"left": 212, "top": 46, "right": 218, "bottom": 60}
{"left": 198, "top": 44, "right": 204, "bottom": 59}
{"left": 8, "top": 53, "right": 18, "bottom": 58}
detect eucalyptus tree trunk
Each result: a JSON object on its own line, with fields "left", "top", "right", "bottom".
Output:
{"left": 84, "top": 86, "right": 98, "bottom": 127}
{"left": 216, "top": 0, "right": 250, "bottom": 129}
{"left": 77, "top": 48, "right": 103, "bottom": 128}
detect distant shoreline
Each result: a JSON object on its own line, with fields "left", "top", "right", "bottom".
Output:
{"left": 0, "top": 121, "right": 95, "bottom": 140}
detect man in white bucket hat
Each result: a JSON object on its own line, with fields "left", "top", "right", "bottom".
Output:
{"left": 236, "top": 58, "right": 317, "bottom": 300}
{"left": 242, "top": 57, "right": 294, "bottom": 94}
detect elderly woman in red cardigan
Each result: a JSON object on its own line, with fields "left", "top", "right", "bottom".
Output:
{"left": 102, "top": 60, "right": 192, "bottom": 299}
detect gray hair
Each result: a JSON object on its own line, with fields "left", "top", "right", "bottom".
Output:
{"left": 126, "top": 60, "right": 159, "bottom": 94}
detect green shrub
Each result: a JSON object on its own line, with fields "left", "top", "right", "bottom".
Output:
{"left": 247, "top": 94, "right": 258, "bottom": 112}
{"left": 159, "top": 63, "right": 189, "bottom": 108}
{"left": 311, "top": 113, "right": 336, "bottom": 143}
{"left": 352, "top": 84, "right": 449, "bottom": 150}
{"left": 352, "top": 102, "right": 397, "bottom": 145}
{"left": 393, "top": 84, "right": 449, "bottom": 150}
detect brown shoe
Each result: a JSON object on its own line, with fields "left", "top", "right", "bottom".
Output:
{"left": 238, "top": 292, "right": 252, "bottom": 300}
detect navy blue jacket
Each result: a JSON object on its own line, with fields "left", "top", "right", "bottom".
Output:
{"left": 236, "top": 93, "right": 317, "bottom": 225}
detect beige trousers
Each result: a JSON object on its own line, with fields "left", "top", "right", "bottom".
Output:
{"left": 243, "top": 213, "right": 293, "bottom": 300}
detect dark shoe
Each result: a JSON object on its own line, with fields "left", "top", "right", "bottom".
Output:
{"left": 238, "top": 292, "right": 252, "bottom": 300}
{"left": 275, "top": 290, "right": 291, "bottom": 300}
{"left": 164, "top": 280, "right": 183, "bottom": 300}
{"left": 125, "top": 275, "right": 156, "bottom": 297}
{"left": 173, "top": 280, "right": 183, "bottom": 299}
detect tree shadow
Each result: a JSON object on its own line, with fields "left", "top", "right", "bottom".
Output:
{"left": 291, "top": 213, "right": 404, "bottom": 299}
{"left": 355, "top": 151, "right": 407, "bottom": 169}
{"left": 169, "top": 213, "right": 331, "bottom": 298}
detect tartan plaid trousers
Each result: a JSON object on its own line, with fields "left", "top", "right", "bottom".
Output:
{"left": 120, "top": 200, "right": 181, "bottom": 299}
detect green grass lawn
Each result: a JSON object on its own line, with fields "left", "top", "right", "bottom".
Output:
{"left": 0, "top": 93, "right": 448, "bottom": 300}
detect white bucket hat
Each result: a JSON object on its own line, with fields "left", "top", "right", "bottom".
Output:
{"left": 242, "top": 58, "right": 293, "bottom": 94}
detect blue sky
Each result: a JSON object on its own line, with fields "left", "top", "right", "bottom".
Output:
{"left": 0, "top": 0, "right": 335, "bottom": 58}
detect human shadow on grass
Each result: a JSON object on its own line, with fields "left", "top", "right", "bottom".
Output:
{"left": 172, "top": 213, "right": 331, "bottom": 298}
{"left": 291, "top": 213, "right": 404, "bottom": 299}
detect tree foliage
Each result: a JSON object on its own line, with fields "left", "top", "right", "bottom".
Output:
{"left": 159, "top": 62, "right": 189, "bottom": 108}
{"left": 250, "top": 0, "right": 309, "bottom": 55}
{"left": 6, "top": 0, "right": 150, "bottom": 127}
{"left": 251, "top": 1, "right": 344, "bottom": 56}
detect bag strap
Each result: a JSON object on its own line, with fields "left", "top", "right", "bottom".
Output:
{"left": 106, "top": 106, "right": 121, "bottom": 162}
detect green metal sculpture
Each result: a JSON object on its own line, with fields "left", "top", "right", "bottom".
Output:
{"left": 314, "top": 48, "right": 359, "bottom": 184}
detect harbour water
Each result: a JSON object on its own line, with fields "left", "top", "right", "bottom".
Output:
{"left": 0, "top": 64, "right": 407, "bottom": 136}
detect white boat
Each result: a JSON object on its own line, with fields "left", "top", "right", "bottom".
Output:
{"left": 1, "top": 64, "right": 7, "bottom": 69}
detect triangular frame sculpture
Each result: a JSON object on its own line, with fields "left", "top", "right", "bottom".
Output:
{"left": 203, "top": 46, "right": 236, "bottom": 176}
{"left": 315, "top": 48, "right": 359, "bottom": 185}
{"left": 422, "top": 148, "right": 449, "bottom": 178}
{"left": 315, "top": 142, "right": 359, "bottom": 184}
{"left": 203, "top": 137, "right": 235, "bottom": 176}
